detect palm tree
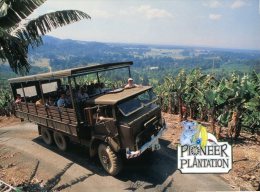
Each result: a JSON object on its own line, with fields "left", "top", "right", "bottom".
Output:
{"left": 0, "top": 0, "right": 90, "bottom": 74}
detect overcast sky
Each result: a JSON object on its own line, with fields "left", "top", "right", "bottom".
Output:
{"left": 31, "top": 0, "right": 260, "bottom": 50}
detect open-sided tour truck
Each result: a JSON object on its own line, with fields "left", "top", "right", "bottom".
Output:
{"left": 8, "top": 61, "right": 166, "bottom": 175}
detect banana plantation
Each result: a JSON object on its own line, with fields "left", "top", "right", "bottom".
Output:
{"left": 0, "top": 68, "right": 259, "bottom": 140}
{"left": 155, "top": 69, "right": 260, "bottom": 140}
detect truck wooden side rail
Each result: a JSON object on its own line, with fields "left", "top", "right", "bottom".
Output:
{"left": 16, "top": 102, "right": 78, "bottom": 137}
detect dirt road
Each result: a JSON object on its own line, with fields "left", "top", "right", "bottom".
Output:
{"left": 0, "top": 121, "right": 234, "bottom": 191}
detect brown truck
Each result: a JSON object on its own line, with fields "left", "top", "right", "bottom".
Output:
{"left": 8, "top": 61, "right": 166, "bottom": 175}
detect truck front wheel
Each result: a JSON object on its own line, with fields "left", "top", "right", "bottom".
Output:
{"left": 41, "top": 127, "right": 53, "bottom": 145}
{"left": 98, "top": 143, "right": 122, "bottom": 176}
{"left": 54, "top": 132, "right": 67, "bottom": 151}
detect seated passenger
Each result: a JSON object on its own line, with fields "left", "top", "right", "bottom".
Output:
{"left": 45, "top": 96, "right": 54, "bottom": 107}
{"left": 15, "top": 94, "right": 22, "bottom": 104}
{"left": 87, "top": 82, "right": 95, "bottom": 95}
{"left": 94, "top": 83, "right": 101, "bottom": 94}
{"left": 77, "top": 87, "right": 89, "bottom": 102}
{"left": 65, "top": 91, "right": 72, "bottom": 107}
{"left": 57, "top": 93, "right": 68, "bottom": 107}
{"left": 100, "top": 83, "right": 107, "bottom": 93}
{"left": 36, "top": 98, "right": 44, "bottom": 107}
{"left": 124, "top": 78, "right": 140, "bottom": 89}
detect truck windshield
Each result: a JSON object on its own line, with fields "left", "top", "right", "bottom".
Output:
{"left": 117, "top": 89, "right": 157, "bottom": 116}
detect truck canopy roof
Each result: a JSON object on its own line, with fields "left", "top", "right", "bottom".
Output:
{"left": 86, "top": 86, "right": 152, "bottom": 105}
{"left": 8, "top": 61, "right": 133, "bottom": 83}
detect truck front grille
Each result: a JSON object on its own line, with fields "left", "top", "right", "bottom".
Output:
{"left": 136, "top": 117, "right": 161, "bottom": 149}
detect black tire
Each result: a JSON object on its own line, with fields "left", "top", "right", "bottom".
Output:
{"left": 53, "top": 131, "right": 67, "bottom": 151}
{"left": 41, "top": 127, "right": 53, "bottom": 145}
{"left": 98, "top": 143, "right": 122, "bottom": 176}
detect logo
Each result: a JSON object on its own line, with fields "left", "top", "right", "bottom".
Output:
{"left": 178, "top": 121, "right": 232, "bottom": 173}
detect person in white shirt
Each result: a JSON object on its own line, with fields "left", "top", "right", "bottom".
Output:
{"left": 124, "top": 78, "right": 139, "bottom": 89}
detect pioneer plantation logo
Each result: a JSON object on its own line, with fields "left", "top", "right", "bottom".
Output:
{"left": 178, "top": 121, "right": 232, "bottom": 173}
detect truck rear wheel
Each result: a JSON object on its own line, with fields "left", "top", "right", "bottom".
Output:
{"left": 41, "top": 127, "right": 53, "bottom": 145}
{"left": 54, "top": 132, "right": 67, "bottom": 151}
{"left": 98, "top": 143, "right": 122, "bottom": 176}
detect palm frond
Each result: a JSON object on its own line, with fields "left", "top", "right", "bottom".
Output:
{"left": 15, "top": 10, "right": 91, "bottom": 47}
{"left": 0, "top": 28, "right": 30, "bottom": 74}
{"left": 0, "top": 0, "right": 46, "bottom": 29}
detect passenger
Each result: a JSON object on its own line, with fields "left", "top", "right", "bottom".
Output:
{"left": 15, "top": 94, "right": 22, "bottom": 104}
{"left": 36, "top": 98, "right": 44, "bottom": 107}
{"left": 65, "top": 94, "right": 72, "bottom": 108}
{"left": 77, "top": 87, "right": 89, "bottom": 102}
{"left": 88, "top": 82, "right": 95, "bottom": 95}
{"left": 100, "top": 83, "right": 107, "bottom": 93}
{"left": 45, "top": 96, "right": 54, "bottom": 107}
{"left": 94, "top": 83, "right": 101, "bottom": 94}
{"left": 65, "top": 91, "right": 72, "bottom": 107}
{"left": 57, "top": 93, "right": 67, "bottom": 107}
{"left": 83, "top": 84, "right": 88, "bottom": 91}
{"left": 124, "top": 78, "right": 140, "bottom": 89}
{"left": 86, "top": 85, "right": 92, "bottom": 95}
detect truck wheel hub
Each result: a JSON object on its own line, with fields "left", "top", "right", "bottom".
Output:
{"left": 101, "top": 154, "right": 110, "bottom": 168}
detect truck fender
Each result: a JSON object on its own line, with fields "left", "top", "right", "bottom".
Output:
{"left": 106, "top": 137, "right": 120, "bottom": 152}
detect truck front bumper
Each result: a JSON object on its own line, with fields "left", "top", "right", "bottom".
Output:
{"left": 126, "top": 124, "right": 166, "bottom": 159}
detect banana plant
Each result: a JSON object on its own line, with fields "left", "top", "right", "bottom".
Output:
{"left": 195, "top": 75, "right": 227, "bottom": 136}
{"left": 183, "top": 69, "right": 207, "bottom": 119}
{"left": 163, "top": 75, "right": 175, "bottom": 114}
{"left": 172, "top": 70, "right": 188, "bottom": 121}
{"left": 224, "top": 73, "right": 258, "bottom": 139}
{"left": 241, "top": 71, "right": 260, "bottom": 134}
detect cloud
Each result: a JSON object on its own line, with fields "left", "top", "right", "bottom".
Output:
{"left": 89, "top": 9, "right": 113, "bottom": 19}
{"left": 204, "top": 0, "right": 222, "bottom": 8}
{"left": 209, "top": 14, "right": 222, "bottom": 20}
{"left": 118, "top": 5, "right": 173, "bottom": 19}
{"left": 136, "top": 5, "right": 173, "bottom": 19}
{"left": 231, "top": 0, "right": 246, "bottom": 9}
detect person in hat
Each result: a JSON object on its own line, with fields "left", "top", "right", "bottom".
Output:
{"left": 124, "top": 78, "right": 140, "bottom": 89}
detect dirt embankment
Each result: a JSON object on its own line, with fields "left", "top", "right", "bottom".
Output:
{"left": 0, "top": 116, "right": 21, "bottom": 128}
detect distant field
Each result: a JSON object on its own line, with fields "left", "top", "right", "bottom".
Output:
{"left": 144, "top": 48, "right": 188, "bottom": 59}
{"left": 32, "top": 58, "right": 52, "bottom": 72}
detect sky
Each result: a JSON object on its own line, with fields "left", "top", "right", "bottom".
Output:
{"left": 31, "top": 0, "right": 260, "bottom": 50}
